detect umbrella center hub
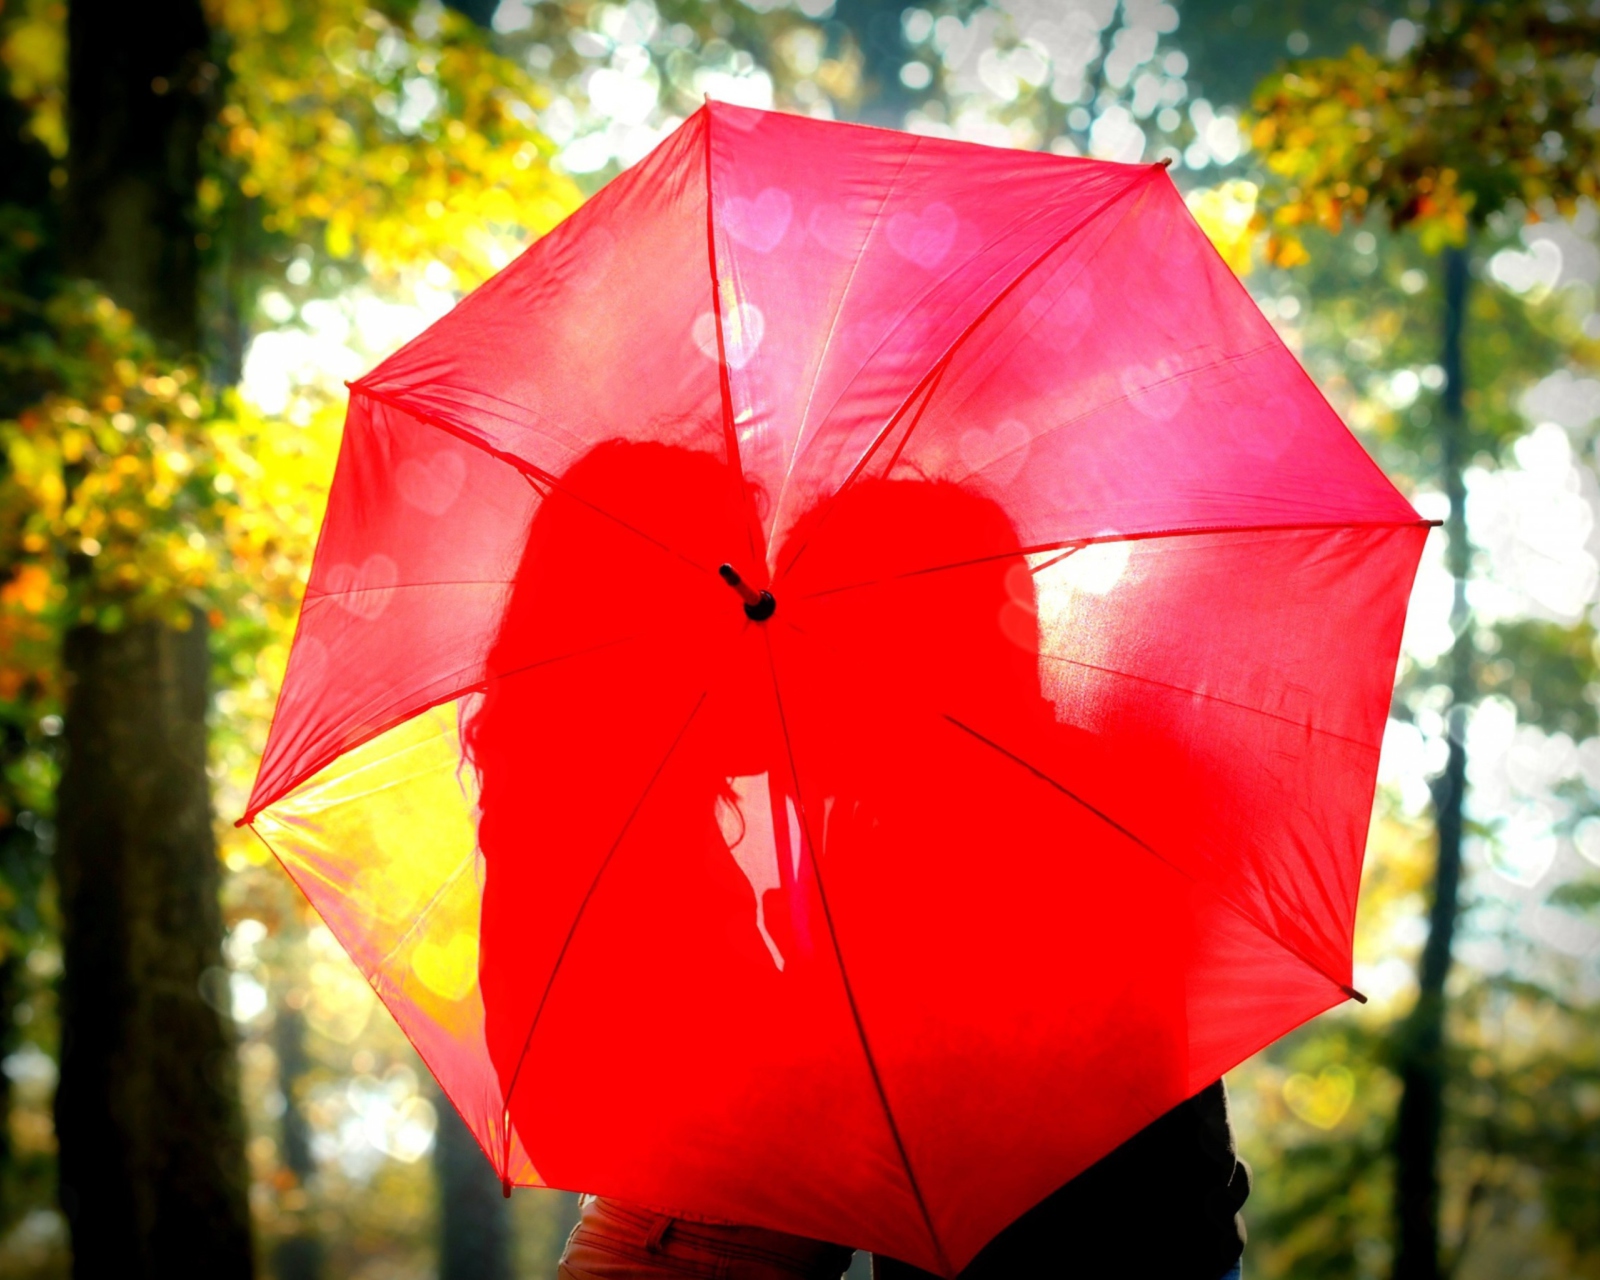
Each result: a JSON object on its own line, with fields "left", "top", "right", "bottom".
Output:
{"left": 718, "top": 564, "right": 776, "bottom": 622}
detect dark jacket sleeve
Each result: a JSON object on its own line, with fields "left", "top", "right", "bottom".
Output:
{"left": 874, "top": 1081, "right": 1249, "bottom": 1280}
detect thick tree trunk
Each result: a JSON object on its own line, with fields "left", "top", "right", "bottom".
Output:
{"left": 56, "top": 2, "right": 253, "bottom": 1276}
{"left": 435, "top": 1087, "right": 513, "bottom": 1280}
{"left": 64, "top": 0, "right": 210, "bottom": 351}
{"left": 1393, "top": 243, "right": 1472, "bottom": 1280}
{"left": 55, "top": 620, "right": 253, "bottom": 1276}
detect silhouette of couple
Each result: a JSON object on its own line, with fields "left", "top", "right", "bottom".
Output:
{"left": 466, "top": 440, "right": 1248, "bottom": 1280}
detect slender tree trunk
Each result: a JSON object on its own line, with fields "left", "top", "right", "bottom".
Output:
{"left": 55, "top": 621, "right": 254, "bottom": 1276}
{"left": 435, "top": 1086, "right": 513, "bottom": 1280}
{"left": 55, "top": 2, "right": 253, "bottom": 1276}
{"left": 1393, "top": 243, "right": 1472, "bottom": 1280}
{"left": 271, "top": 1004, "right": 322, "bottom": 1280}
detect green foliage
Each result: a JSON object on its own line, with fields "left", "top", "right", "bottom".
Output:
{"left": 1546, "top": 878, "right": 1600, "bottom": 910}
{"left": 211, "top": 0, "right": 581, "bottom": 288}
{"left": 1250, "top": 0, "right": 1600, "bottom": 262}
{"left": 1482, "top": 619, "right": 1600, "bottom": 740}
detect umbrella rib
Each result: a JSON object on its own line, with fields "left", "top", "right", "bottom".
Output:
{"left": 302, "top": 578, "right": 520, "bottom": 601}
{"left": 373, "top": 852, "right": 478, "bottom": 977}
{"left": 795, "top": 517, "right": 1434, "bottom": 602}
{"left": 1034, "top": 653, "right": 1380, "bottom": 752}
{"left": 495, "top": 687, "right": 713, "bottom": 1179}
{"left": 702, "top": 105, "right": 766, "bottom": 572}
{"left": 760, "top": 630, "right": 954, "bottom": 1276}
{"left": 942, "top": 714, "right": 1365, "bottom": 1003}
{"left": 779, "top": 165, "right": 1158, "bottom": 582}
{"left": 913, "top": 337, "right": 1282, "bottom": 485}
{"left": 350, "top": 383, "right": 718, "bottom": 579}
{"left": 770, "top": 139, "right": 921, "bottom": 546}
{"left": 775, "top": 165, "right": 1132, "bottom": 549}
{"left": 243, "top": 635, "right": 638, "bottom": 823}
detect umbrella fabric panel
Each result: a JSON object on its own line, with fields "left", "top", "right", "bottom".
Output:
{"left": 254, "top": 704, "right": 539, "bottom": 1188}
{"left": 358, "top": 110, "right": 729, "bottom": 535}
{"left": 247, "top": 394, "right": 540, "bottom": 817}
{"left": 702, "top": 103, "right": 1146, "bottom": 554}
{"left": 854, "top": 176, "right": 1418, "bottom": 554}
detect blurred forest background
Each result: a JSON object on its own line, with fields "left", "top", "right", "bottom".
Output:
{"left": 0, "top": 0, "right": 1595, "bottom": 1277}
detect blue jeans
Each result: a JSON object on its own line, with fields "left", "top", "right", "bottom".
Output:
{"left": 1221, "top": 1264, "right": 1242, "bottom": 1280}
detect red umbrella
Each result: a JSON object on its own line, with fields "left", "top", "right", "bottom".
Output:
{"left": 244, "top": 102, "right": 1427, "bottom": 1274}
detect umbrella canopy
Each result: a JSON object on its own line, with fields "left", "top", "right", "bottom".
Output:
{"left": 244, "top": 102, "right": 1428, "bottom": 1274}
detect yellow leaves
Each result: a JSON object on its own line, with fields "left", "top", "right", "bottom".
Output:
{"left": 215, "top": 0, "right": 581, "bottom": 290}
{"left": 0, "top": 0, "right": 66, "bottom": 156}
{"left": 0, "top": 286, "right": 248, "bottom": 629}
{"left": 1266, "top": 234, "right": 1311, "bottom": 270}
{"left": 1251, "top": 10, "right": 1599, "bottom": 262}
{"left": 1185, "top": 180, "right": 1260, "bottom": 276}
{"left": 1, "top": 565, "right": 51, "bottom": 615}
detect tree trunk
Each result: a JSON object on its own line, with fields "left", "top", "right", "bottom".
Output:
{"left": 1393, "top": 242, "right": 1472, "bottom": 1280}
{"left": 55, "top": 620, "right": 253, "bottom": 1276}
{"left": 271, "top": 1005, "right": 321, "bottom": 1280}
{"left": 56, "top": 2, "right": 253, "bottom": 1276}
{"left": 64, "top": 0, "right": 211, "bottom": 351}
{"left": 435, "top": 1086, "right": 513, "bottom": 1280}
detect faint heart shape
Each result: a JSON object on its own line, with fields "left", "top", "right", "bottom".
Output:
{"left": 957, "top": 418, "right": 1032, "bottom": 486}
{"left": 693, "top": 303, "right": 766, "bottom": 370}
{"left": 412, "top": 933, "right": 479, "bottom": 1003}
{"left": 1121, "top": 360, "right": 1191, "bottom": 421}
{"left": 322, "top": 554, "right": 400, "bottom": 620}
{"left": 396, "top": 451, "right": 468, "bottom": 516}
{"left": 1025, "top": 283, "right": 1094, "bottom": 335}
{"left": 807, "top": 203, "right": 858, "bottom": 257}
{"left": 1283, "top": 1064, "right": 1355, "bottom": 1130}
{"left": 724, "top": 188, "right": 793, "bottom": 253}
{"left": 888, "top": 202, "right": 958, "bottom": 268}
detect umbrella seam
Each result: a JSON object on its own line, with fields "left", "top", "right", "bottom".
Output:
{"left": 783, "top": 598, "right": 1385, "bottom": 756}
{"left": 264, "top": 717, "right": 464, "bottom": 813}
{"left": 1033, "top": 653, "right": 1381, "bottom": 752}
{"left": 302, "top": 579, "right": 514, "bottom": 600}
{"left": 795, "top": 518, "right": 1435, "bottom": 600}
{"left": 771, "top": 138, "right": 920, "bottom": 547}
{"left": 779, "top": 165, "right": 1159, "bottom": 582}
{"left": 349, "top": 383, "right": 717, "bottom": 578}
{"left": 776, "top": 165, "right": 1135, "bottom": 544}
{"left": 760, "top": 629, "right": 954, "bottom": 1277}
{"left": 494, "top": 686, "right": 714, "bottom": 1182}
{"left": 244, "top": 635, "right": 636, "bottom": 823}
{"left": 942, "top": 714, "right": 1361, "bottom": 1000}
{"left": 924, "top": 337, "right": 1282, "bottom": 479}
{"left": 372, "top": 852, "right": 479, "bottom": 977}
{"left": 246, "top": 820, "right": 522, "bottom": 1177}
{"left": 1160, "top": 178, "right": 1419, "bottom": 522}
{"left": 772, "top": 609, "right": 1376, "bottom": 1003}
{"left": 357, "top": 381, "right": 590, "bottom": 448}
{"left": 703, "top": 104, "right": 766, "bottom": 573}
